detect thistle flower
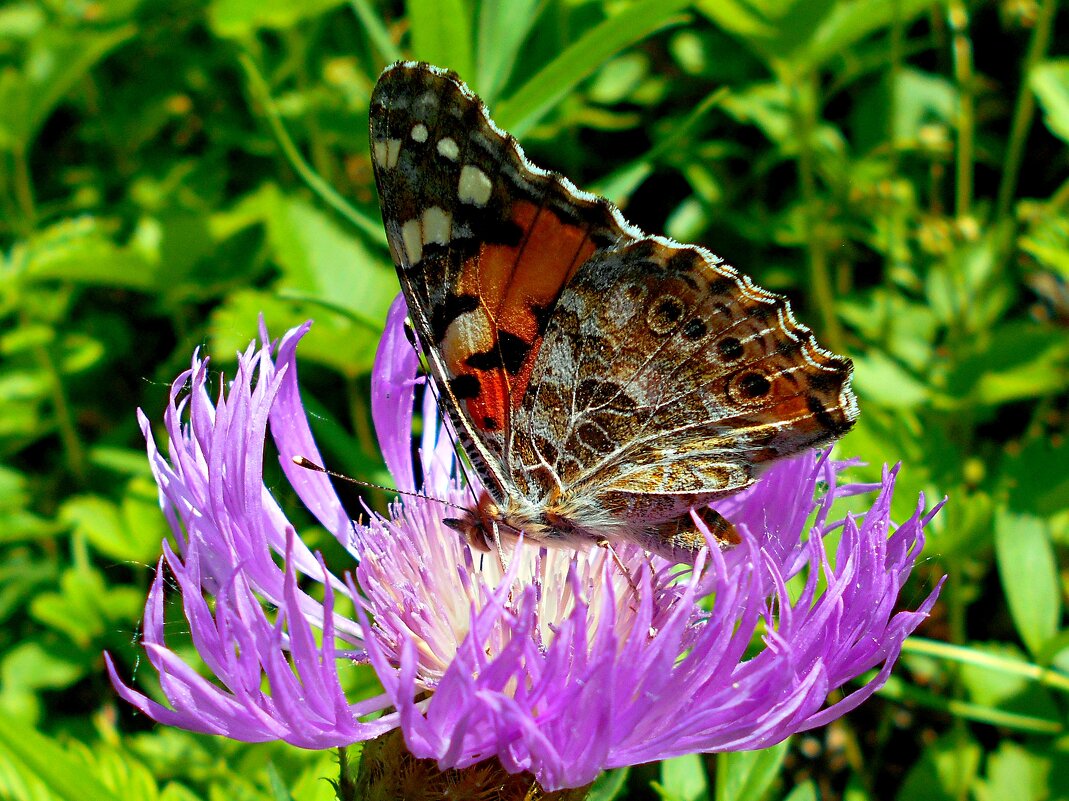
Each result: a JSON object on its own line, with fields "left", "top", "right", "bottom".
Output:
{"left": 108, "top": 297, "right": 943, "bottom": 792}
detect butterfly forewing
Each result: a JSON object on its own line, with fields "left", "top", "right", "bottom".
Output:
{"left": 370, "top": 61, "right": 634, "bottom": 501}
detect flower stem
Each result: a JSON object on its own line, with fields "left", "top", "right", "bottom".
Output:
{"left": 13, "top": 142, "right": 36, "bottom": 234}
{"left": 237, "top": 52, "right": 385, "bottom": 241}
{"left": 879, "top": 1, "right": 906, "bottom": 347}
{"left": 996, "top": 0, "right": 1057, "bottom": 221}
{"left": 903, "top": 636, "right": 1069, "bottom": 695}
{"left": 947, "top": 0, "right": 974, "bottom": 219}
{"left": 878, "top": 674, "right": 1063, "bottom": 734}
{"left": 32, "top": 336, "right": 87, "bottom": 484}
{"left": 792, "top": 71, "right": 844, "bottom": 353}
{"left": 336, "top": 746, "right": 356, "bottom": 801}
{"left": 348, "top": 0, "right": 402, "bottom": 63}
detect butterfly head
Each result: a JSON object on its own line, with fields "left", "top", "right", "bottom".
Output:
{"left": 442, "top": 490, "right": 518, "bottom": 553}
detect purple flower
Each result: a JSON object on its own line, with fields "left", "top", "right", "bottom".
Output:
{"left": 108, "top": 297, "right": 943, "bottom": 791}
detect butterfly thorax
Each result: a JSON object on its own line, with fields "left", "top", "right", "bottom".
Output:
{"left": 445, "top": 487, "right": 623, "bottom": 554}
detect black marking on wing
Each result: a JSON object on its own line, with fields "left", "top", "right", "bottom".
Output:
{"left": 431, "top": 293, "right": 480, "bottom": 343}
{"left": 465, "top": 331, "right": 531, "bottom": 375}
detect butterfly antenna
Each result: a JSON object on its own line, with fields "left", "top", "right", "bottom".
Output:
{"left": 596, "top": 538, "right": 641, "bottom": 605}
{"left": 291, "top": 456, "right": 472, "bottom": 513}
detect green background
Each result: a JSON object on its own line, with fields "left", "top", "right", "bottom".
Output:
{"left": 0, "top": 0, "right": 1067, "bottom": 799}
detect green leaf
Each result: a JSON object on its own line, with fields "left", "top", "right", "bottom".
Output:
{"left": 70, "top": 741, "right": 161, "bottom": 801}
{"left": 263, "top": 191, "right": 396, "bottom": 329}
{"left": 160, "top": 785, "right": 205, "bottom": 801}
{"left": 720, "top": 81, "right": 844, "bottom": 158}
{"left": 265, "top": 762, "right": 294, "bottom": 801}
{"left": 89, "top": 446, "right": 155, "bottom": 479}
{"left": 843, "top": 776, "right": 874, "bottom": 801}
{"left": 1001, "top": 436, "right": 1069, "bottom": 518}
{"left": 475, "top": 0, "right": 541, "bottom": 103}
{"left": 792, "top": 0, "right": 939, "bottom": 75}
{"left": 208, "top": 288, "right": 387, "bottom": 378}
{"left": 995, "top": 511, "right": 1060, "bottom": 657}
{"left": 852, "top": 351, "right": 929, "bottom": 408}
{"left": 409, "top": 0, "right": 474, "bottom": 83}
{"left": 0, "top": 507, "right": 54, "bottom": 549}
{"left": 974, "top": 742, "right": 1051, "bottom": 801}
{"left": 0, "top": 465, "right": 31, "bottom": 515}
{"left": 494, "top": 0, "right": 691, "bottom": 137}
{"left": 695, "top": 0, "right": 938, "bottom": 76}
{"left": 782, "top": 781, "right": 818, "bottom": 801}
{"left": 1, "top": 641, "right": 82, "bottom": 694}
{"left": 956, "top": 641, "right": 1060, "bottom": 723}
{"left": 0, "top": 3, "right": 44, "bottom": 41}
{"left": 287, "top": 748, "right": 342, "bottom": 801}
{"left": 58, "top": 332, "right": 105, "bottom": 374}
{"left": 29, "top": 566, "right": 142, "bottom": 647}
{"left": 59, "top": 479, "right": 170, "bottom": 564}
{"left": 932, "top": 224, "right": 1016, "bottom": 332}
{"left": 714, "top": 742, "right": 789, "bottom": 801}
{"left": 348, "top": 0, "right": 402, "bottom": 63}
{"left": 588, "top": 768, "right": 630, "bottom": 801}
{"left": 209, "top": 0, "right": 346, "bottom": 38}
{"left": 892, "top": 68, "right": 957, "bottom": 146}
{"left": 237, "top": 56, "right": 386, "bottom": 242}
{"left": 945, "top": 322, "right": 1069, "bottom": 408}
{"left": 653, "top": 753, "right": 709, "bottom": 801}
{"left": 895, "top": 732, "right": 981, "bottom": 801}
{"left": 20, "top": 217, "right": 157, "bottom": 290}
{"left": 0, "top": 719, "right": 121, "bottom": 801}
{"left": 0, "top": 551, "right": 57, "bottom": 626}
{"left": 0, "top": 23, "right": 136, "bottom": 150}
{"left": 696, "top": 0, "right": 836, "bottom": 74}
{"left": 593, "top": 85, "right": 729, "bottom": 203}
{"left": 1031, "top": 60, "right": 1069, "bottom": 144}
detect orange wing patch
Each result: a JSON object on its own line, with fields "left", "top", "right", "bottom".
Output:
{"left": 442, "top": 200, "right": 598, "bottom": 432}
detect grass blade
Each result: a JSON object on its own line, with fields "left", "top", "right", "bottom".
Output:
{"left": 494, "top": 0, "right": 691, "bottom": 136}
{"left": 408, "top": 0, "right": 474, "bottom": 80}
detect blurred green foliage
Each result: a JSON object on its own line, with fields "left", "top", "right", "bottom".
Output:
{"left": 0, "top": 0, "right": 1067, "bottom": 799}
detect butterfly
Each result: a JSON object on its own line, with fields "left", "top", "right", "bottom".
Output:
{"left": 369, "top": 62, "right": 858, "bottom": 564}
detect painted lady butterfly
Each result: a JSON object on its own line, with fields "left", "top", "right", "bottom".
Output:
{"left": 370, "top": 62, "right": 858, "bottom": 563}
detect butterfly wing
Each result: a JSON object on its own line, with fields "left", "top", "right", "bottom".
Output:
{"left": 511, "top": 238, "right": 857, "bottom": 555}
{"left": 370, "top": 62, "right": 635, "bottom": 499}
{"left": 371, "top": 62, "right": 858, "bottom": 564}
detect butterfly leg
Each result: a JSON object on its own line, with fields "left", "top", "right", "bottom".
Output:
{"left": 490, "top": 518, "right": 512, "bottom": 574}
{"left": 596, "top": 538, "right": 642, "bottom": 606}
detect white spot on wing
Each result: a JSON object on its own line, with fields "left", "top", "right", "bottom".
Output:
{"left": 437, "top": 137, "right": 460, "bottom": 161}
{"left": 401, "top": 218, "right": 422, "bottom": 264}
{"left": 373, "top": 140, "right": 389, "bottom": 168}
{"left": 443, "top": 309, "right": 493, "bottom": 369}
{"left": 459, "top": 164, "right": 492, "bottom": 206}
{"left": 422, "top": 206, "right": 451, "bottom": 245}
{"left": 386, "top": 138, "right": 401, "bottom": 168}
{"left": 411, "top": 123, "right": 428, "bottom": 142}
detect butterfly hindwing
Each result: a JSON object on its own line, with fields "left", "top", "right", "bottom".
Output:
{"left": 509, "top": 240, "right": 857, "bottom": 556}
